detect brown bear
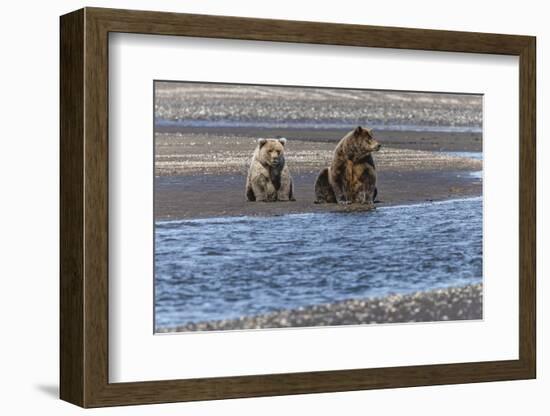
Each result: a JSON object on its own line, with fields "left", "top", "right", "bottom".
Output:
{"left": 245, "top": 138, "right": 295, "bottom": 202}
{"left": 314, "top": 126, "right": 381, "bottom": 208}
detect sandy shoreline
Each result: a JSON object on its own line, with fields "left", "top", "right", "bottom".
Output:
{"left": 157, "top": 283, "right": 482, "bottom": 332}
{"left": 154, "top": 129, "right": 482, "bottom": 220}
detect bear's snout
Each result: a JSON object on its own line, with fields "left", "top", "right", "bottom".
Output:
{"left": 271, "top": 157, "right": 283, "bottom": 166}
{"left": 374, "top": 143, "right": 382, "bottom": 151}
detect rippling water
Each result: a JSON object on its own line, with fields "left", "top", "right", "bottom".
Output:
{"left": 155, "top": 197, "right": 482, "bottom": 329}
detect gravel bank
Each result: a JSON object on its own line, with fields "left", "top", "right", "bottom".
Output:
{"left": 155, "top": 83, "right": 482, "bottom": 131}
{"left": 157, "top": 283, "right": 482, "bottom": 333}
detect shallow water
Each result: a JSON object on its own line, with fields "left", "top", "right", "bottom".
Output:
{"left": 155, "top": 118, "right": 482, "bottom": 134}
{"left": 446, "top": 151, "right": 483, "bottom": 160}
{"left": 155, "top": 197, "right": 483, "bottom": 329}
{"left": 446, "top": 152, "right": 483, "bottom": 179}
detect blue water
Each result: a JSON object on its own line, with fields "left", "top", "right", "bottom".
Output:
{"left": 155, "top": 118, "right": 482, "bottom": 134}
{"left": 155, "top": 197, "right": 483, "bottom": 329}
{"left": 446, "top": 151, "right": 483, "bottom": 160}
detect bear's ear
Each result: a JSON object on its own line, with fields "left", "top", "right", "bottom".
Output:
{"left": 257, "top": 138, "right": 268, "bottom": 147}
{"left": 277, "top": 137, "right": 287, "bottom": 146}
{"left": 354, "top": 126, "right": 364, "bottom": 136}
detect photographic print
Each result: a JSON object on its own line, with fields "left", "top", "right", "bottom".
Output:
{"left": 60, "top": 9, "right": 536, "bottom": 406}
{"left": 154, "top": 81, "right": 483, "bottom": 333}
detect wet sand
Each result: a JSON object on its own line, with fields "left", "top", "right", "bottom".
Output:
{"left": 158, "top": 283, "right": 482, "bottom": 332}
{"left": 155, "top": 129, "right": 482, "bottom": 220}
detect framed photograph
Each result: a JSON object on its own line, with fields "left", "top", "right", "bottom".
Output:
{"left": 60, "top": 7, "right": 536, "bottom": 408}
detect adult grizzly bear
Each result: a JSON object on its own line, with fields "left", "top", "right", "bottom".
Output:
{"left": 245, "top": 138, "right": 295, "bottom": 202}
{"left": 314, "top": 126, "right": 381, "bottom": 208}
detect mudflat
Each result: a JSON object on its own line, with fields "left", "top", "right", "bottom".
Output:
{"left": 154, "top": 129, "right": 482, "bottom": 220}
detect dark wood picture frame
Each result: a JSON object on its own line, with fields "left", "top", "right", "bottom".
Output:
{"left": 60, "top": 7, "right": 536, "bottom": 408}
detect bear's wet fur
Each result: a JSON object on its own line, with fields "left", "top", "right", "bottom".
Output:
{"left": 314, "top": 126, "right": 380, "bottom": 208}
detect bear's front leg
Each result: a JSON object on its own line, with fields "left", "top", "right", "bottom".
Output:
{"left": 277, "top": 176, "right": 295, "bottom": 201}
{"left": 358, "top": 182, "right": 376, "bottom": 209}
{"left": 357, "top": 164, "right": 376, "bottom": 209}
{"left": 358, "top": 190, "right": 375, "bottom": 210}
{"left": 277, "top": 189, "right": 294, "bottom": 201}
{"left": 332, "top": 179, "right": 351, "bottom": 205}
{"left": 245, "top": 178, "right": 256, "bottom": 201}
{"left": 252, "top": 175, "right": 277, "bottom": 202}
{"left": 327, "top": 161, "right": 351, "bottom": 204}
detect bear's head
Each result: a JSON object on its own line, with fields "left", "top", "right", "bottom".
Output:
{"left": 348, "top": 126, "right": 381, "bottom": 159}
{"left": 256, "top": 138, "right": 286, "bottom": 167}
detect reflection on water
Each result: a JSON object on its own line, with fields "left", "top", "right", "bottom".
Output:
{"left": 155, "top": 198, "right": 482, "bottom": 329}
